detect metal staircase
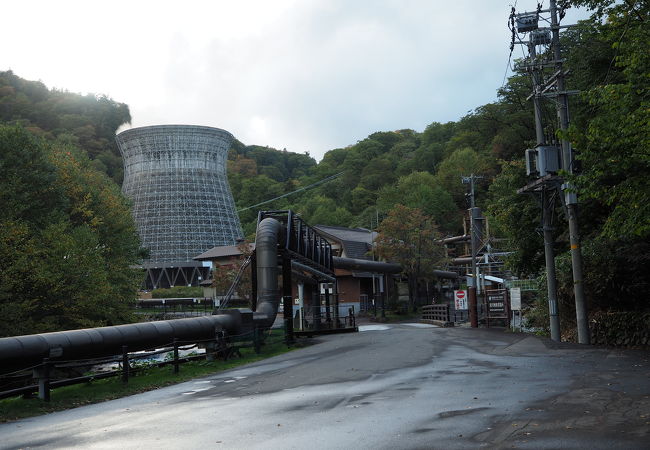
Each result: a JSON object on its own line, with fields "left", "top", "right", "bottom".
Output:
{"left": 218, "top": 254, "right": 252, "bottom": 310}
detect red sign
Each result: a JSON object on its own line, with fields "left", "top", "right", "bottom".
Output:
{"left": 454, "top": 290, "right": 468, "bottom": 310}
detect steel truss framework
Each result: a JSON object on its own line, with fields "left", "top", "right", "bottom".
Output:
{"left": 117, "top": 125, "right": 243, "bottom": 287}
{"left": 142, "top": 263, "right": 211, "bottom": 290}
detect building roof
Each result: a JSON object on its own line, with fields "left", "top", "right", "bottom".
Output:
{"left": 193, "top": 243, "right": 255, "bottom": 261}
{"left": 314, "top": 225, "right": 376, "bottom": 260}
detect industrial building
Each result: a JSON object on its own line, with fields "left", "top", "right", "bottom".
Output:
{"left": 116, "top": 125, "right": 243, "bottom": 289}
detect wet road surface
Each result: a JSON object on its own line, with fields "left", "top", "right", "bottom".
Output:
{"left": 1, "top": 323, "right": 649, "bottom": 449}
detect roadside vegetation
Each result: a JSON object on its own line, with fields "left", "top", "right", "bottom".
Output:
{"left": 0, "top": 334, "right": 296, "bottom": 423}
{"left": 150, "top": 286, "right": 204, "bottom": 298}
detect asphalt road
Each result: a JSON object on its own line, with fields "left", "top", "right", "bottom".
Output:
{"left": 1, "top": 323, "right": 649, "bottom": 449}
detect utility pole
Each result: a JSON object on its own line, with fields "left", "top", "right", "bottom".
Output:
{"left": 462, "top": 174, "right": 483, "bottom": 328}
{"left": 514, "top": 1, "right": 589, "bottom": 344}
{"left": 529, "top": 40, "right": 561, "bottom": 342}
{"left": 549, "top": 0, "right": 589, "bottom": 344}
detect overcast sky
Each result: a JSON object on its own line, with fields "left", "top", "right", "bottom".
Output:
{"left": 1, "top": 1, "right": 589, "bottom": 161}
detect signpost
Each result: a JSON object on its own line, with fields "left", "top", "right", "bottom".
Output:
{"left": 510, "top": 288, "right": 521, "bottom": 311}
{"left": 485, "top": 289, "right": 510, "bottom": 328}
{"left": 454, "top": 290, "right": 468, "bottom": 310}
{"left": 510, "top": 288, "right": 522, "bottom": 331}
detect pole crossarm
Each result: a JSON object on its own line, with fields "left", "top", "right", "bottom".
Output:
{"left": 513, "top": 0, "right": 590, "bottom": 344}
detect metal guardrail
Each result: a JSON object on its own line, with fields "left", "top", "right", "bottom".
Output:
{"left": 0, "top": 328, "right": 284, "bottom": 402}
{"left": 257, "top": 210, "right": 334, "bottom": 275}
{"left": 135, "top": 298, "right": 216, "bottom": 318}
{"left": 296, "top": 305, "right": 356, "bottom": 331}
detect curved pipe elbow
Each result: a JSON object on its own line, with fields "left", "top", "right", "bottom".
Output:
{"left": 253, "top": 217, "right": 282, "bottom": 328}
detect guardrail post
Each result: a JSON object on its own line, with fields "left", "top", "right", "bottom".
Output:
{"left": 122, "top": 345, "right": 129, "bottom": 383}
{"left": 37, "top": 358, "right": 51, "bottom": 401}
{"left": 173, "top": 338, "right": 180, "bottom": 374}
{"left": 283, "top": 295, "right": 294, "bottom": 346}
{"left": 217, "top": 332, "right": 228, "bottom": 361}
{"left": 253, "top": 328, "right": 261, "bottom": 354}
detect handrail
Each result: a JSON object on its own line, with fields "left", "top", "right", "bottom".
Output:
{"left": 0, "top": 328, "right": 284, "bottom": 401}
{"left": 219, "top": 254, "right": 252, "bottom": 310}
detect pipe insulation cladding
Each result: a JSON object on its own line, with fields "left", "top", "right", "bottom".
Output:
{"left": 253, "top": 217, "right": 282, "bottom": 328}
{"left": 0, "top": 315, "right": 239, "bottom": 373}
{"left": 332, "top": 256, "right": 402, "bottom": 274}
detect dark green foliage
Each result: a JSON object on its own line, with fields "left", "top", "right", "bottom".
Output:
{"left": 151, "top": 286, "right": 204, "bottom": 298}
{"left": 228, "top": 141, "right": 316, "bottom": 182}
{"left": 486, "top": 1, "right": 650, "bottom": 327}
{"left": 0, "top": 70, "right": 131, "bottom": 183}
{"left": 0, "top": 126, "right": 142, "bottom": 337}
{"left": 486, "top": 160, "right": 545, "bottom": 276}
{"left": 567, "top": 1, "right": 649, "bottom": 240}
{"left": 589, "top": 311, "right": 650, "bottom": 348}
{"left": 377, "top": 172, "right": 458, "bottom": 234}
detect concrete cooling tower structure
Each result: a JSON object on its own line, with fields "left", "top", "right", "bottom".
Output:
{"left": 116, "top": 125, "right": 243, "bottom": 289}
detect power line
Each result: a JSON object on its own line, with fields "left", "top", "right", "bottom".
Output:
{"left": 237, "top": 172, "right": 344, "bottom": 212}
{"left": 501, "top": 2, "right": 518, "bottom": 89}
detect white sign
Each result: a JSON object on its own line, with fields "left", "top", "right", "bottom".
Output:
{"left": 510, "top": 287, "right": 522, "bottom": 311}
{"left": 454, "top": 290, "right": 468, "bottom": 310}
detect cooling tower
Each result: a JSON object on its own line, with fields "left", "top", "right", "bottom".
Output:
{"left": 116, "top": 125, "right": 243, "bottom": 289}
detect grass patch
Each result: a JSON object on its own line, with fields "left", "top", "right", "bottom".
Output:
{"left": 0, "top": 334, "right": 297, "bottom": 423}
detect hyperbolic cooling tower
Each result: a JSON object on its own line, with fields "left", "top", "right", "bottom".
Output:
{"left": 116, "top": 125, "right": 243, "bottom": 289}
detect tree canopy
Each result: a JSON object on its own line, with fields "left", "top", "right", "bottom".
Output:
{"left": 0, "top": 126, "right": 142, "bottom": 336}
{"left": 375, "top": 205, "right": 447, "bottom": 310}
{"left": 0, "top": 70, "right": 131, "bottom": 183}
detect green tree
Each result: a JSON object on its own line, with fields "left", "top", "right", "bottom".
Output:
{"left": 0, "top": 71, "right": 131, "bottom": 184}
{"left": 486, "top": 160, "right": 546, "bottom": 276}
{"left": 434, "top": 147, "right": 494, "bottom": 207}
{"left": 566, "top": 0, "right": 650, "bottom": 239}
{"left": 377, "top": 172, "right": 459, "bottom": 234}
{"left": 375, "top": 205, "right": 447, "bottom": 311}
{"left": 0, "top": 126, "right": 142, "bottom": 336}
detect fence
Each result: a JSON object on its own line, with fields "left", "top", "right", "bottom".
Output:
{"left": 420, "top": 292, "right": 512, "bottom": 327}
{"left": 295, "top": 305, "right": 356, "bottom": 331}
{"left": 135, "top": 298, "right": 216, "bottom": 318}
{"left": 0, "top": 327, "right": 284, "bottom": 402}
{"left": 421, "top": 304, "right": 452, "bottom": 325}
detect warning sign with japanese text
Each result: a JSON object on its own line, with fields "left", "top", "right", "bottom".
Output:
{"left": 454, "top": 290, "right": 468, "bottom": 310}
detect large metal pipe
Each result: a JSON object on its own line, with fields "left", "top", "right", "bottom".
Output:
{"left": 439, "top": 235, "right": 470, "bottom": 244}
{"left": 0, "top": 315, "right": 238, "bottom": 373}
{"left": 252, "top": 217, "right": 282, "bottom": 328}
{"left": 292, "top": 260, "right": 336, "bottom": 283}
{"left": 432, "top": 270, "right": 459, "bottom": 279}
{"left": 332, "top": 256, "right": 402, "bottom": 274}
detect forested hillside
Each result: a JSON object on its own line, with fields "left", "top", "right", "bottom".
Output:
{"left": 0, "top": 70, "right": 131, "bottom": 183}
{"left": 227, "top": 0, "right": 649, "bottom": 329}
{"left": 0, "top": 0, "right": 646, "bottom": 337}
{"left": 0, "top": 73, "right": 142, "bottom": 336}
